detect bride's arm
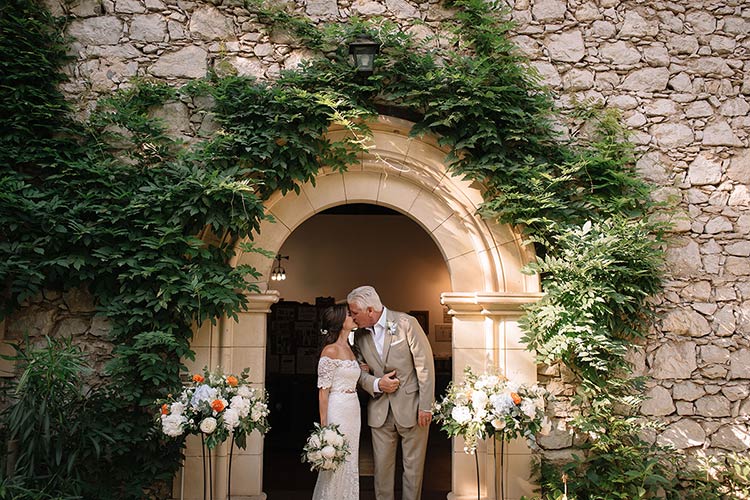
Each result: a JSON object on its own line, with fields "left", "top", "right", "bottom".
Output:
{"left": 318, "top": 387, "right": 330, "bottom": 426}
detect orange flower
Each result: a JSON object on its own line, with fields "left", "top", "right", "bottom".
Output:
{"left": 226, "top": 376, "right": 238, "bottom": 387}
{"left": 211, "top": 399, "right": 225, "bottom": 412}
{"left": 192, "top": 374, "right": 204, "bottom": 383}
{"left": 161, "top": 403, "right": 169, "bottom": 415}
{"left": 511, "top": 392, "right": 522, "bottom": 405}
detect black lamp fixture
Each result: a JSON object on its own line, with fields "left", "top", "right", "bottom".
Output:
{"left": 271, "top": 254, "right": 288, "bottom": 281}
{"left": 348, "top": 34, "right": 380, "bottom": 74}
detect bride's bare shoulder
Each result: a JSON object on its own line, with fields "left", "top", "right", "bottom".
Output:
{"left": 320, "top": 344, "right": 341, "bottom": 359}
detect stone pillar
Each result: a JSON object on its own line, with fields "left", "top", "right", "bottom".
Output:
{"left": 174, "top": 291, "right": 278, "bottom": 500}
{"left": 442, "top": 292, "right": 543, "bottom": 500}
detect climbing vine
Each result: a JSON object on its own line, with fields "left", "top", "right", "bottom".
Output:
{"left": 1, "top": 0, "right": 730, "bottom": 498}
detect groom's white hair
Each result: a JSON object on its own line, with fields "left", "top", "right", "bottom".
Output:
{"left": 347, "top": 285, "right": 384, "bottom": 311}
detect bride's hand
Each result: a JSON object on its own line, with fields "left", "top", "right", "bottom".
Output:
{"left": 359, "top": 362, "right": 370, "bottom": 373}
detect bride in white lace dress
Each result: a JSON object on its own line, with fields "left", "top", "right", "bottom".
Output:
{"left": 312, "top": 305, "right": 361, "bottom": 500}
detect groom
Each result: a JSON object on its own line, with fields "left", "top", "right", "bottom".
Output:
{"left": 348, "top": 285, "right": 435, "bottom": 500}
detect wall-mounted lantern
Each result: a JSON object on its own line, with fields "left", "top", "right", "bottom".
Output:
{"left": 348, "top": 35, "right": 380, "bottom": 75}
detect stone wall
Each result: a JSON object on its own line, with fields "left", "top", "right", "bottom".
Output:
{"left": 29, "top": 0, "right": 750, "bottom": 463}
{"left": 1, "top": 288, "right": 113, "bottom": 381}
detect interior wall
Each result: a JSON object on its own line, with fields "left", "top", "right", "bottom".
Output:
{"left": 270, "top": 212, "right": 452, "bottom": 357}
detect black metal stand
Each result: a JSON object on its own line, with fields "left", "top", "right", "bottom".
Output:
{"left": 201, "top": 434, "right": 213, "bottom": 500}
{"left": 475, "top": 451, "right": 481, "bottom": 500}
{"left": 494, "top": 438, "right": 505, "bottom": 500}
{"left": 227, "top": 434, "right": 236, "bottom": 500}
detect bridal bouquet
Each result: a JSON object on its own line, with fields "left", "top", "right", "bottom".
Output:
{"left": 301, "top": 423, "right": 350, "bottom": 472}
{"left": 157, "top": 366, "right": 270, "bottom": 449}
{"left": 433, "top": 366, "right": 551, "bottom": 453}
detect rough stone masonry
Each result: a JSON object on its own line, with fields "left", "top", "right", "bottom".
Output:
{"left": 6, "top": 0, "right": 748, "bottom": 465}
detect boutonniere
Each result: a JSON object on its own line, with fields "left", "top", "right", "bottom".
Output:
{"left": 386, "top": 321, "right": 397, "bottom": 336}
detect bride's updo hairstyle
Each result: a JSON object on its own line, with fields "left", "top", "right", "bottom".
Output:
{"left": 320, "top": 304, "right": 347, "bottom": 348}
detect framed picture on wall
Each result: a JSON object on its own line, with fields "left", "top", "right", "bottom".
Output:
{"left": 435, "top": 324, "right": 452, "bottom": 342}
{"left": 409, "top": 310, "right": 429, "bottom": 334}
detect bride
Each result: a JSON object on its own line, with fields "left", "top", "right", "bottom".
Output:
{"left": 312, "top": 304, "right": 361, "bottom": 500}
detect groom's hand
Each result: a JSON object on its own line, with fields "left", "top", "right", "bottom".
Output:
{"left": 378, "top": 370, "right": 400, "bottom": 393}
{"left": 418, "top": 410, "right": 432, "bottom": 427}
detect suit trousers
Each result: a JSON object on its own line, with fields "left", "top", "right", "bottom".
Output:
{"left": 371, "top": 408, "right": 430, "bottom": 500}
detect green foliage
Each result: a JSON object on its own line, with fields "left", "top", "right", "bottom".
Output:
{"left": 0, "top": 337, "right": 114, "bottom": 498}
{"left": 0, "top": 0, "right": 675, "bottom": 496}
{"left": 724, "top": 453, "right": 750, "bottom": 497}
{"left": 688, "top": 453, "right": 750, "bottom": 500}
{"left": 87, "top": 80, "right": 178, "bottom": 165}
{"left": 0, "top": 0, "right": 78, "bottom": 174}
{"left": 520, "top": 218, "right": 663, "bottom": 385}
{"left": 203, "top": 75, "right": 371, "bottom": 197}
{"left": 480, "top": 108, "right": 653, "bottom": 242}
{"left": 0, "top": 1, "right": 266, "bottom": 494}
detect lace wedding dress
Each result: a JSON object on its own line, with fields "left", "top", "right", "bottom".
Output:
{"left": 312, "top": 357, "right": 361, "bottom": 500}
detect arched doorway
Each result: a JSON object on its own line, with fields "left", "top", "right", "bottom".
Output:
{"left": 176, "top": 116, "right": 543, "bottom": 500}
{"left": 260, "top": 203, "right": 453, "bottom": 499}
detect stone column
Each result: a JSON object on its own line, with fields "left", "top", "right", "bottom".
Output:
{"left": 442, "top": 292, "right": 543, "bottom": 500}
{"left": 174, "top": 291, "right": 278, "bottom": 500}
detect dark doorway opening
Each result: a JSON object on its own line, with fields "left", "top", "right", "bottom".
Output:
{"left": 262, "top": 299, "right": 452, "bottom": 499}
{"left": 261, "top": 203, "right": 452, "bottom": 498}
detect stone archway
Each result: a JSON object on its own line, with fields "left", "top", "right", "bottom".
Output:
{"left": 177, "top": 116, "right": 543, "bottom": 500}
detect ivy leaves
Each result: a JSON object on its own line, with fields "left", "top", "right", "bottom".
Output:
{"left": 1, "top": 0, "right": 670, "bottom": 495}
{"left": 203, "top": 76, "right": 370, "bottom": 198}
{"left": 521, "top": 218, "right": 663, "bottom": 386}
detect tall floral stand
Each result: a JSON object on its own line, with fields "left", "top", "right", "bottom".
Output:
{"left": 159, "top": 366, "right": 269, "bottom": 500}
{"left": 200, "top": 434, "right": 214, "bottom": 500}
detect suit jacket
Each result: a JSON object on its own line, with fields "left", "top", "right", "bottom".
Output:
{"left": 354, "top": 309, "right": 435, "bottom": 428}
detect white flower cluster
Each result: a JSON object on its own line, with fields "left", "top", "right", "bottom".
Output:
{"left": 433, "top": 366, "right": 551, "bottom": 453}
{"left": 301, "top": 423, "right": 350, "bottom": 472}
{"left": 157, "top": 367, "right": 270, "bottom": 450}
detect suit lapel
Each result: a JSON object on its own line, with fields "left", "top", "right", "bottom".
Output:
{"left": 359, "top": 328, "right": 384, "bottom": 371}
{"left": 381, "top": 310, "right": 395, "bottom": 368}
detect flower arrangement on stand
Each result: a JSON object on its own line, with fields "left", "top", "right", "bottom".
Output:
{"left": 433, "top": 366, "right": 551, "bottom": 500}
{"left": 156, "top": 366, "right": 270, "bottom": 500}
{"left": 301, "top": 423, "right": 350, "bottom": 472}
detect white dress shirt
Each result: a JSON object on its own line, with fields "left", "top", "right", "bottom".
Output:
{"left": 371, "top": 307, "right": 388, "bottom": 393}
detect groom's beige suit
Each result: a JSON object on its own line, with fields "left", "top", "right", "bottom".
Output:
{"left": 355, "top": 308, "right": 435, "bottom": 500}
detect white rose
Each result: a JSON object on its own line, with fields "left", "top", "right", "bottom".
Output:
{"left": 471, "top": 390, "right": 488, "bottom": 409}
{"left": 308, "top": 450, "right": 321, "bottom": 462}
{"left": 223, "top": 408, "right": 240, "bottom": 430}
{"left": 200, "top": 417, "right": 217, "bottom": 434}
{"left": 329, "top": 433, "right": 344, "bottom": 447}
{"left": 170, "top": 402, "right": 186, "bottom": 415}
{"left": 230, "top": 395, "right": 251, "bottom": 418}
{"left": 491, "top": 418, "right": 506, "bottom": 430}
{"left": 322, "top": 429, "right": 338, "bottom": 443}
{"left": 250, "top": 402, "right": 267, "bottom": 422}
{"left": 320, "top": 445, "right": 336, "bottom": 459}
{"left": 309, "top": 434, "right": 321, "bottom": 448}
{"left": 473, "top": 407, "right": 487, "bottom": 421}
{"left": 521, "top": 399, "right": 537, "bottom": 418}
{"left": 237, "top": 386, "right": 253, "bottom": 398}
{"left": 161, "top": 413, "right": 186, "bottom": 437}
{"left": 451, "top": 405, "right": 472, "bottom": 424}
